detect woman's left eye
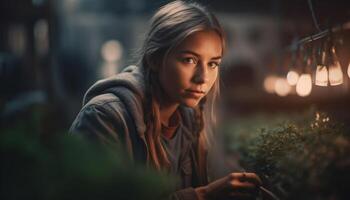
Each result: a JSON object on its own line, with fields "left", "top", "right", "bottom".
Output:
{"left": 208, "top": 62, "right": 220, "bottom": 69}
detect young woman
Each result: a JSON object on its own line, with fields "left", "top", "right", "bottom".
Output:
{"left": 70, "top": 1, "right": 261, "bottom": 199}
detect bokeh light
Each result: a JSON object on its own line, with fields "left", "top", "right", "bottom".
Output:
{"left": 315, "top": 65, "right": 328, "bottom": 86}
{"left": 101, "top": 40, "right": 123, "bottom": 62}
{"left": 264, "top": 75, "right": 278, "bottom": 94}
{"left": 275, "top": 78, "right": 291, "bottom": 96}
{"left": 286, "top": 70, "right": 299, "bottom": 86}
{"left": 296, "top": 74, "right": 312, "bottom": 97}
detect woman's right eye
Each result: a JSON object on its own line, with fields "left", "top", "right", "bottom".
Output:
{"left": 181, "top": 57, "right": 196, "bottom": 64}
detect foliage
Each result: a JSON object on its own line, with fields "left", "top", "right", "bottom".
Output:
{"left": 0, "top": 113, "right": 175, "bottom": 200}
{"left": 223, "top": 110, "right": 350, "bottom": 200}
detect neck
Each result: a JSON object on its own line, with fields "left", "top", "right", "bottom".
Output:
{"left": 159, "top": 101, "right": 179, "bottom": 127}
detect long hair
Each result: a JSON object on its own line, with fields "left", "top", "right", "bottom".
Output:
{"left": 139, "top": 0, "right": 225, "bottom": 183}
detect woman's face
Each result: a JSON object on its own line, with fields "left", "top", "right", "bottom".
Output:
{"left": 158, "top": 29, "right": 222, "bottom": 108}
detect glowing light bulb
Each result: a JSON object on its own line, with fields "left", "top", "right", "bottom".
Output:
{"left": 328, "top": 61, "right": 343, "bottom": 86}
{"left": 101, "top": 40, "right": 123, "bottom": 62}
{"left": 347, "top": 63, "right": 350, "bottom": 78}
{"left": 275, "top": 78, "right": 291, "bottom": 96}
{"left": 315, "top": 65, "right": 328, "bottom": 86}
{"left": 263, "top": 75, "right": 278, "bottom": 94}
{"left": 328, "top": 47, "right": 343, "bottom": 86}
{"left": 286, "top": 70, "right": 299, "bottom": 86}
{"left": 296, "top": 73, "right": 312, "bottom": 97}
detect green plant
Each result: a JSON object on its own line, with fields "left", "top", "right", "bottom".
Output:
{"left": 1, "top": 116, "right": 175, "bottom": 200}
{"left": 223, "top": 111, "right": 350, "bottom": 200}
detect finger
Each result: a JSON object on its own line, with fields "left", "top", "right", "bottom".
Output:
{"left": 232, "top": 180, "right": 256, "bottom": 189}
{"left": 229, "top": 172, "right": 245, "bottom": 180}
{"left": 241, "top": 173, "right": 262, "bottom": 186}
{"left": 229, "top": 172, "right": 261, "bottom": 186}
{"left": 230, "top": 180, "right": 258, "bottom": 194}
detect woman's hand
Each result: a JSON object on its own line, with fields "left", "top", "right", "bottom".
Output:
{"left": 195, "top": 172, "right": 262, "bottom": 200}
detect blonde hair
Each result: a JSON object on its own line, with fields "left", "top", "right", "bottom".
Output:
{"left": 139, "top": 0, "right": 225, "bottom": 184}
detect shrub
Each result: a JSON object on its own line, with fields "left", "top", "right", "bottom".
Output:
{"left": 223, "top": 111, "right": 350, "bottom": 200}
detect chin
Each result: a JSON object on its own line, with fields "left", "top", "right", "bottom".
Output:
{"left": 181, "top": 98, "right": 201, "bottom": 108}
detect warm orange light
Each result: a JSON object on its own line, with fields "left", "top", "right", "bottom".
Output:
{"left": 275, "top": 78, "right": 291, "bottom": 96}
{"left": 328, "top": 62, "right": 343, "bottom": 86}
{"left": 328, "top": 47, "right": 343, "bottom": 86}
{"left": 347, "top": 63, "right": 350, "bottom": 78}
{"left": 296, "top": 74, "right": 312, "bottom": 97}
{"left": 286, "top": 70, "right": 299, "bottom": 86}
{"left": 315, "top": 65, "right": 328, "bottom": 86}
{"left": 264, "top": 75, "right": 278, "bottom": 94}
{"left": 101, "top": 40, "right": 123, "bottom": 62}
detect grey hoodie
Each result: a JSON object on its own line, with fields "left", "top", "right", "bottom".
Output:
{"left": 69, "top": 65, "right": 206, "bottom": 200}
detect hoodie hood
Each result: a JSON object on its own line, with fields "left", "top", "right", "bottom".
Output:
{"left": 83, "top": 65, "right": 146, "bottom": 135}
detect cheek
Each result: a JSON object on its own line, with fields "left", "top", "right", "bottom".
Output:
{"left": 159, "top": 63, "right": 185, "bottom": 96}
{"left": 163, "top": 63, "right": 191, "bottom": 90}
{"left": 207, "top": 69, "right": 219, "bottom": 90}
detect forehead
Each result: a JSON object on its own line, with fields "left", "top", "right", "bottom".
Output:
{"left": 172, "top": 30, "right": 223, "bottom": 57}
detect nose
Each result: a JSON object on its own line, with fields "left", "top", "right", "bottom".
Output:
{"left": 193, "top": 62, "right": 209, "bottom": 84}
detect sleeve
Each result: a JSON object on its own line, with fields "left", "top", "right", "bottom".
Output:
{"left": 70, "top": 103, "right": 201, "bottom": 200}
{"left": 69, "top": 103, "right": 122, "bottom": 146}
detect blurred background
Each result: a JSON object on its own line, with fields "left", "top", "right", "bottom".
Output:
{"left": 1, "top": 0, "right": 350, "bottom": 199}
{"left": 1, "top": 0, "right": 350, "bottom": 133}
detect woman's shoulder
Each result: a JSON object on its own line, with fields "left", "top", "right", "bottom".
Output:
{"left": 84, "top": 93, "right": 123, "bottom": 110}
{"left": 78, "top": 93, "right": 135, "bottom": 125}
{"left": 69, "top": 93, "right": 136, "bottom": 141}
{"left": 71, "top": 93, "right": 126, "bottom": 129}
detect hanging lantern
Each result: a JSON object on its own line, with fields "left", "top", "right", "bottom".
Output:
{"left": 296, "top": 48, "right": 313, "bottom": 97}
{"left": 296, "top": 73, "right": 312, "bottom": 97}
{"left": 328, "top": 46, "right": 343, "bottom": 86}
{"left": 315, "top": 49, "right": 328, "bottom": 86}
{"left": 315, "top": 66, "right": 328, "bottom": 86}
{"left": 275, "top": 77, "right": 291, "bottom": 96}
{"left": 286, "top": 43, "right": 300, "bottom": 86}
{"left": 287, "top": 70, "right": 299, "bottom": 86}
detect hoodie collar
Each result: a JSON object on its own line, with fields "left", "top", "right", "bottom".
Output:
{"left": 83, "top": 65, "right": 147, "bottom": 136}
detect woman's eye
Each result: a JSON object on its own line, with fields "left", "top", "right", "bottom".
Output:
{"left": 208, "top": 62, "right": 220, "bottom": 69}
{"left": 182, "top": 57, "right": 196, "bottom": 64}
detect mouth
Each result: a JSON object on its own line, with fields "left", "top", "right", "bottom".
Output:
{"left": 186, "top": 89, "right": 205, "bottom": 94}
{"left": 185, "top": 89, "right": 206, "bottom": 98}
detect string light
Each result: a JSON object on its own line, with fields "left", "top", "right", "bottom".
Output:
{"left": 286, "top": 70, "right": 299, "bottom": 85}
{"left": 328, "top": 46, "right": 343, "bottom": 86}
{"left": 315, "top": 49, "right": 328, "bottom": 86}
{"left": 296, "top": 51, "right": 313, "bottom": 97}
{"left": 296, "top": 73, "right": 312, "bottom": 97}
{"left": 266, "top": 0, "right": 350, "bottom": 97}
{"left": 315, "top": 66, "right": 328, "bottom": 86}
{"left": 264, "top": 75, "right": 278, "bottom": 94}
{"left": 275, "top": 77, "right": 291, "bottom": 96}
{"left": 268, "top": 0, "right": 350, "bottom": 97}
{"left": 286, "top": 42, "right": 300, "bottom": 86}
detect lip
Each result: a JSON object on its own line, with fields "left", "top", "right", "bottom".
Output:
{"left": 185, "top": 89, "right": 205, "bottom": 98}
{"left": 186, "top": 89, "right": 206, "bottom": 93}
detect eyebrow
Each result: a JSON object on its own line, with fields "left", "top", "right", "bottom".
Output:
{"left": 179, "top": 50, "right": 222, "bottom": 60}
